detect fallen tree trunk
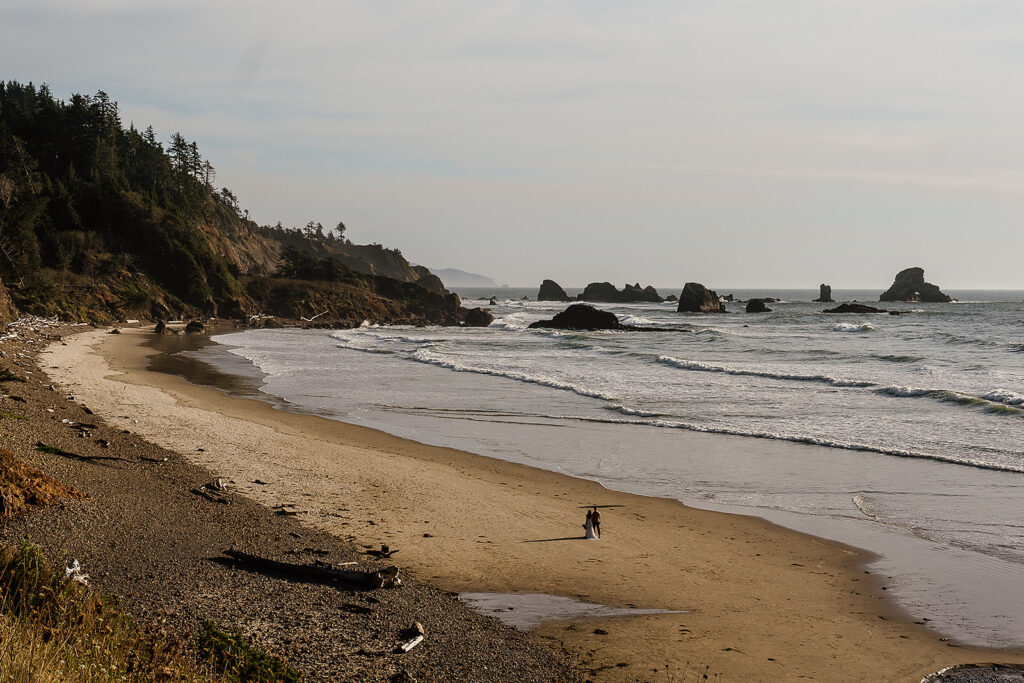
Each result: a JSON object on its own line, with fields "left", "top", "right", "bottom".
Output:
{"left": 222, "top": 549, "right": 401, "bottom": 588}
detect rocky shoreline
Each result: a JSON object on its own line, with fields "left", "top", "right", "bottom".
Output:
{"left": 0, "top": 319, "right": 580, "bottom": 682}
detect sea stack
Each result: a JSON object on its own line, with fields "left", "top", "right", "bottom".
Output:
{"left": 814, "top": 284, "right": 834, "bottom": 303}
{"left": 676, "top": 283, "right": 726, "bottom": 313}
{"left": 578, "top": 282, "right": 663, "bottom": 303}
{"left": 528, "top": 303, "right": 623, "bottom": 330}
{"left": 745, "top": 299, "right": 772, "bottom": 313}
{"left": 537, "top": 279, "right": 572, "bottom": 302}
{"left": 879, "top": 268, "right": 952, "bottom": 303}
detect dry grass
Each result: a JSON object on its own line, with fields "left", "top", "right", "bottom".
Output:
{"left": 0, "top": 539, "right": 210, "bottom": 681}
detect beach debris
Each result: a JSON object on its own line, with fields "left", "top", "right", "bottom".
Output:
{"left": 274, "top": 503, "right": 299, "bottom": 516}
{"left": 194, "top": 482, "right": 232, "bottom": 504}
{"left": 108, "top": 328, "right": 120, "bottom": 334}
{"left": 35, "top": 441, "right": 126, "bottom": 466}
{"left": 222, "top": 550, "right": 401, "bottom": 589}
{"left": 397, "top": 635, "right": 424, "bottom": 654}
{"left": 65, "top": 559, "right": 89, "bottom": 585}
{"left": 366, "top": 544, "right": 399, "bottom": 559}
{"left": 96, "top": 439, "right": 110, "bottom": 448}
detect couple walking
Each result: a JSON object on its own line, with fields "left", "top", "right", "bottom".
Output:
{"left": 584, "top": 507, "right": 601, "bottom": 540}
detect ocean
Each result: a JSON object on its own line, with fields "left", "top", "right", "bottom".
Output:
{"left": 184, "top": 287, "right": 1024, "bottom": 647}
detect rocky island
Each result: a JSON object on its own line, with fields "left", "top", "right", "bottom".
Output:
{"left": 677, "top": 282, "right": 727, "bottom": 313}
{"left": 880, "top": 267, "right": 952, "bottom": 303}
{"left": 814, "top": 284, "right": 834, "bottom": 302}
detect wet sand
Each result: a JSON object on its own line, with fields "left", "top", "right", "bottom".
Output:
{"left": 45, "top": 327, "right": 1024, "bottom": 681}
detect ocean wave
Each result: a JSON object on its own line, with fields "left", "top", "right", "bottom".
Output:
{"left": 548, "top": 413, "right": 1024, "bottom": 474}
{"left": 492, "top": 312, "right": 532, "bottom": 330}
{"left": 833, "top": 322, "right": 875, "bottom": 333}
{"left": 617, "top": 314, "right": 656, "bottom": 326}
{"left": 981, "top": 389, "right": 1024, "bottom": 406}
{"left": 871, "top": 354, "right": 923, "bottom": 363}
{"left": 852, "top": 493, "right": 878, "bottom": 518}
{"left": 656, "top": 356, "right": 875, "bottom": 387}
{"left": 877, "top": 386, "right": 1024, "bottom": 415}
{"left": 407, "top": 349, "right": 619, "bottom": 402}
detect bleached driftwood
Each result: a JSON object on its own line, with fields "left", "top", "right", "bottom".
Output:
{"left": 223, "top": 550, "right": 401, "bottom": 588}
{"left": 398, "top": 635, "right": 424, "bottom": 653}
{"left": 300, "top": 310, "right": 329, "bottom": 322}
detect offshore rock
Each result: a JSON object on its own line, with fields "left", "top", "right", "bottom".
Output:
{"left": 537, "top": 279, "right": 572, "bottom": 302}
{"left": 814, "top": 284, "right": 834, "bottom": 303}
{"left": 677, "top": 283, "right": 726, "bottom": 313}
{"left": 528, "top": 304, "right": 623, "bottom": 331}
{"left": 879, "top": 267, "right": 952, "bottom": 303}
{"left": 824, "top": 303, "right": 887, "bottom": 313}
{"left": 578, "top": 282, "right": 663, "bottom": 303}
{"left": 462, "top": 307, "right": 494, "bottom": 327}
{"left": 745, "top": 299, "right": 772, "bottom": 313}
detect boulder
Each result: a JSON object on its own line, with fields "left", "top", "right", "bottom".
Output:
{"left": 879, "top": 267, "right": 951, "bottom": 302}
{"left": 154, "top": 320, "right": 167, "bottom": 334}
{"left": 540, "top": 278, "right": 573, "bottom": 301}
{"left": 824, "top": 303, "right": 886, "bottom": 313}
{"left": 722, "top": 294, "right": 735, "bottom": 302}
{"left": 665, "top": 294, "right": 678, "bottom": 302}
{"left": 577, "top": 282, "right": 663, "bottom": 303}
{"left": 184, "top": 320, "right": 205, "bottom": 334}
{"left": 528, "top": 304, "right": 623, "bottom": 331}
{"left": 814, "top": 284, "right": 834, "bottom": 303}
{"left": 745, "top": 299, "right": 772, "bottom": 313}
{"left": 676, "top": 283, "right": 726, "bottom": 313}
{"left": 462, "top": 307, "right": 494, "bottom": 327}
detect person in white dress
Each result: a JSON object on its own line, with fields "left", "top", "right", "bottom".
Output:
{"left": 584, "top": 509, "right": 599, "bottom": 540}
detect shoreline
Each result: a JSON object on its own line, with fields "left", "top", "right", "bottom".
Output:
{"left": 45, "top": 326, "right": 1024, "bottom": 681}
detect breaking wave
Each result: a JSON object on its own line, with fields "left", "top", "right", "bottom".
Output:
{"left": 656, "top": 356, "right": 875, "bottom": 387}
{"left": 833, "top": 322, "right": 875, "bottom": 333}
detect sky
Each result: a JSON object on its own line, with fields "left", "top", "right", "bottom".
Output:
{"left": 4, "top": 1, "right": 1024, "bottom": 288}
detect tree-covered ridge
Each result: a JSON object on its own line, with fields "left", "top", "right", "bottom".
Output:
{"left": 0, "top": 81, "right": 464, "bottom": 325}
{"left": 0, "top": 81, "right": 254, "bottom": 317}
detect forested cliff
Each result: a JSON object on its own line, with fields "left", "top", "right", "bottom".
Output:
{"left": 0, "top": 81, "right": 472, "bottom": 326}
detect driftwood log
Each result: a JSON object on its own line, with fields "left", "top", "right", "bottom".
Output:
{"left": 223, "top": 549, "right": 401, "bottom": 588}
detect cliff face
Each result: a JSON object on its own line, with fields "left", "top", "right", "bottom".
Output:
{"left": 0, "top": 81, "right": 460, "bottom": 325}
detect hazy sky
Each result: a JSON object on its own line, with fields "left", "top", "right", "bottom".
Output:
{"left": 5, "top": 1, "right": 1024, "bottom": 288}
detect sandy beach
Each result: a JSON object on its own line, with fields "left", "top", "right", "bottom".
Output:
{"left": 43, "top": 326, "right": 1024, "bottom": 681}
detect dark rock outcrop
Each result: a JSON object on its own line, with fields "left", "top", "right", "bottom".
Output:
{"left": 879, "top": 268, "right": 951, "bottom": 303}
{"left": 537, "top": 279, "right": 572, "bottom": 302}
{"left": 745, "top": 299, "right": 772, "bottom": 313}
{"left": 578, "top": 282, "right": 663, "bottom": 303}
{"left": 415, "top": 272, "right": 447, "bottom": 294}
{"left": 184, "top": 320, "right": 205, "bottom": 334}
{"left": 528, "top": 304, "right": 623, "bottom": 331}
{"left": 677, "top": 283, "right": 726, "bottom": 313}
{"left": 154, "top": 320, "right": 167, "bottom": 334}
{"left": 462, "top": 307, "right": 494, "bottom": 327}
{"left": 824, "top": 303, "right": 886, "bottom": 313}
{"left": 0, "top": 278, "right": 16, "bottom": 325}
{"left": 722, "top": 294, "right": 734, "bottom": 302}
{"left": 814, "top": 284, "right": 834, "bottom": 303}
{"left": 665, "top": 294, "right": 678, "bottom": 302}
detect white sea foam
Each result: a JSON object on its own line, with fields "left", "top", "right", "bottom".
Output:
{"left": 833, "top": 322, "right": 875, "bottom": 333}
{"left": 877, "top": 386, "right": 1024, "bottom": 415}
{"left": 407, "top": 348, "right": 619, "bottom": 402}
{"left": 656, "top": 356, "right": 876, "bottom": 387}
{"left": 852, "top": 493, "right": 878, "bottom": 518}
{"left": 618, "top": 314, "right": 656, "bottom": 326}
{"left": 982, "top": 389, "right": 1024, "bottom": 406}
